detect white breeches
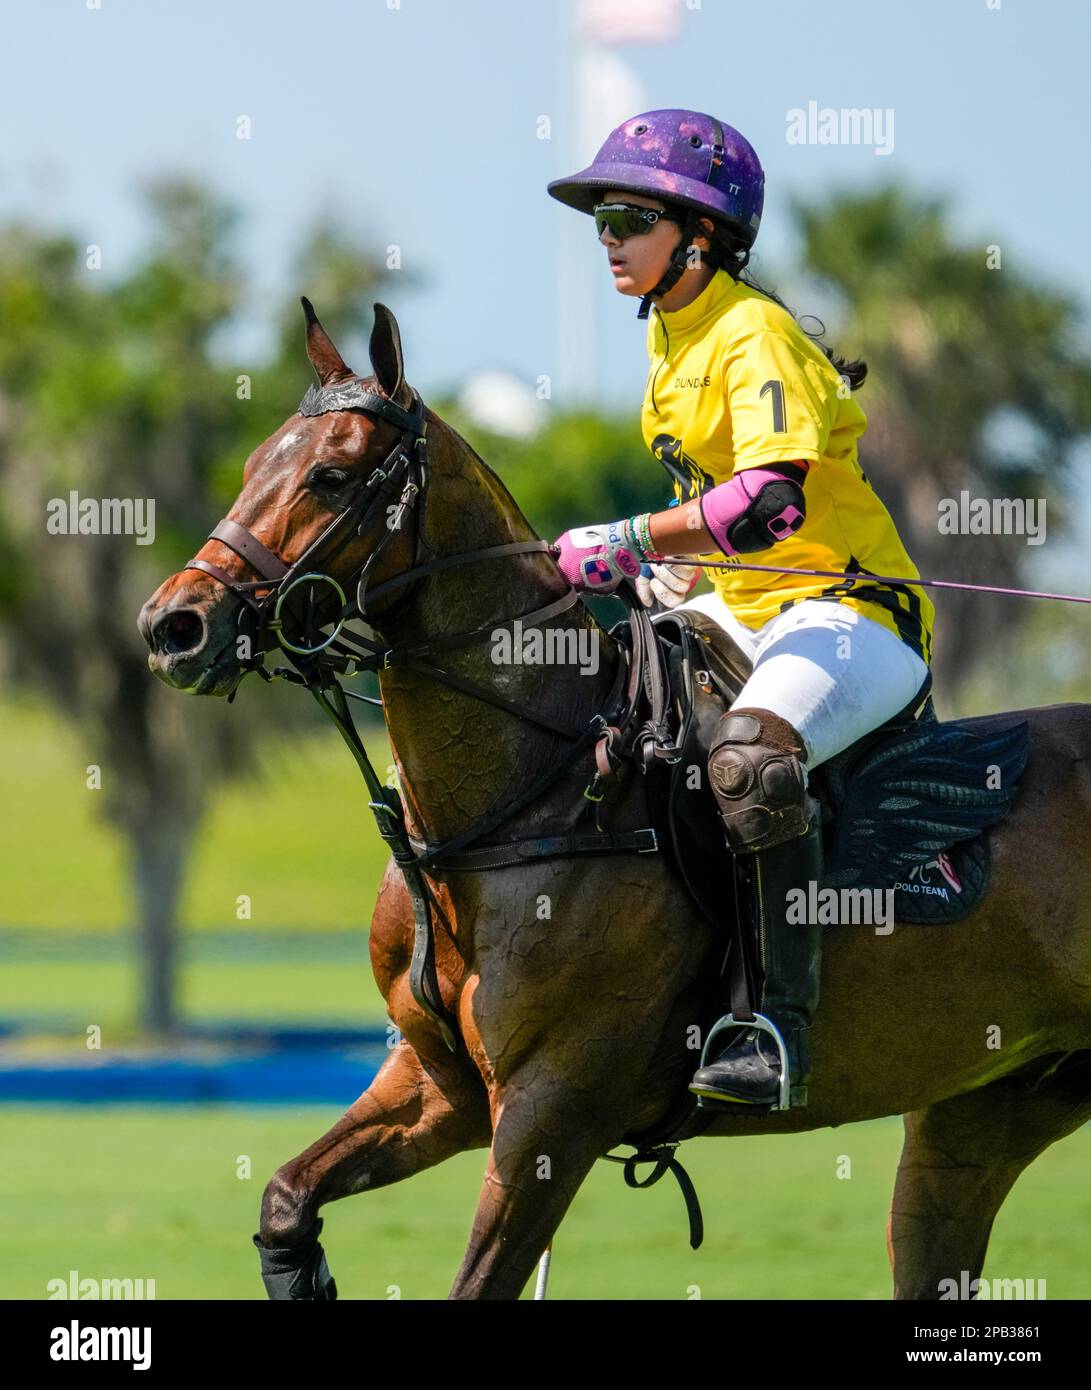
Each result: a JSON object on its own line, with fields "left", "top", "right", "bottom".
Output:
{"left": 672, "top": 592, "right": 930, "bottom": 770}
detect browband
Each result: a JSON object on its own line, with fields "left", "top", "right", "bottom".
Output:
{"left": 298, "top": 380, "right": 423, "bottom": 433}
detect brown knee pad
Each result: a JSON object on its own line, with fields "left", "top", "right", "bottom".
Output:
{"left": 707, "top": 706, "right": 811, "bottom": 851}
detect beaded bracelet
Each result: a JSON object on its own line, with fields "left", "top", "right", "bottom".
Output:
{"left": 630, "top": 511, "right": 656, "bottom": 561}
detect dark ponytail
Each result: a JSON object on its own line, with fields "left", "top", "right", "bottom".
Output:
{"left": 702, "top": 221, "right": 868, "bottom": 391}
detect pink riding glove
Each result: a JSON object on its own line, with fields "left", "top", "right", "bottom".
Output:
{"left": 552, "top": 520, "right": 646, "bottom": 593}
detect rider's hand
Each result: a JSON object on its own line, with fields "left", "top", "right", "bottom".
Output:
{"left": 636, "top": 561, "right": 700, "bottom": 609}
{"left": 552, "top": 521, "right": 644, "bottom": 593}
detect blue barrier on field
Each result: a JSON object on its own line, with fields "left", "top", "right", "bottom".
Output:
{"left": 0, "top": 1046, "right": 388, "bottom": 1104}
{"left": 0, "top": 1018, "right": 390, "bottom": 1047}
{"left": 188, "top": 1024, "right": 389, "bottom": 1048}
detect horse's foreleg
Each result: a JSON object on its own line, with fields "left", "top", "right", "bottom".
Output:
{"left": 888, "top": 1055, "right": 1091, "bottom": 1300}
{"left": 255, "top": 1039, "right": 490, "bottom": 1299}
{"left": 446, "top": 1077, "right": 632, "bottom": 1301}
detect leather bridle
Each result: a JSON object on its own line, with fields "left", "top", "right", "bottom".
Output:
{"left": 184, "top": 383, "right": 593, "bottom": 712}
{"left": 180, "top": 377, "right": 670, "bottom": 1051}
{"left": 185, "top": 384, "right": 449, "bottom": 662}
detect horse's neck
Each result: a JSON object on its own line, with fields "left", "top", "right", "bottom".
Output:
{"left": 373, "top": 424, "right": 619, "bottom": 845}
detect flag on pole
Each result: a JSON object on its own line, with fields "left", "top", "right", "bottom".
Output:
{"left": 555, "top": 0, "right": 682, "bottom": 405}
{"left": 579, "top": 0, "right": 684, "bottom": 46}
{"left": 576, "top": 47, "right": 645, "bottom": 166}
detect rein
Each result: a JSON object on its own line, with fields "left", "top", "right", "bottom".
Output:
{"left": 654, "top": 555, "right": 1091, "bottom": 605}
{"left": 182, "top": 381, "right": 671, "bottom": 1050}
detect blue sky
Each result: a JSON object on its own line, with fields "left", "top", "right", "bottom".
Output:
{"left": 2, "top": 0, "right": 1089, "bottom": 418}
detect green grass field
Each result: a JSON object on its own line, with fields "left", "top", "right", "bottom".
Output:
{"left": 0, "top": 694, "right": 394, "bottom": 1032}
{"left": 0, "top": 695, "right": 392, "bottom": 932}
{"left": 2, "top": 694, "right": 1089, "bottom": 1300}
{"left": 5, "top": 1106, "right": 1090, "bottom": 1300}
{"left": 0, "top": 936, "right": 389, "bottom": 1036}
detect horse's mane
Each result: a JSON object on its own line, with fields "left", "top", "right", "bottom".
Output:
{"left": 422, "top": 405, "right": 617, "bottom": 645}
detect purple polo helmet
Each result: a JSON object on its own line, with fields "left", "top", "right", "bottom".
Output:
{"left": 547, "top": 109, "right": 764, "bottom": 318}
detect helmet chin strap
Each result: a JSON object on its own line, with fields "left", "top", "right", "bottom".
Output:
{"left": 637, "top": 209, "right": 702, "bottom": 320}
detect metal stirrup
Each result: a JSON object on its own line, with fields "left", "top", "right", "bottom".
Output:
{"left": 696, "top": 1013, "right": 793, "bottom": 1111}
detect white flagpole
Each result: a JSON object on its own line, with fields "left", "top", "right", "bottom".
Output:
{"left": 554, "top": 0, "right": 598, "bottom": 407}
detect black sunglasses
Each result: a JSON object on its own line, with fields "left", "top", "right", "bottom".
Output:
{"left": 593, "top": 202, "right": 685, "bottom": 240}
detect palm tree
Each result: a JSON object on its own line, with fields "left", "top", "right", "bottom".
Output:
{"left": 789, "top": 186, "right": 1091, "bottom": 703}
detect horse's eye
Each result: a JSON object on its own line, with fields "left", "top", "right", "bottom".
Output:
{"left": 311, "top": 466, "right": 349, "bottom": 490}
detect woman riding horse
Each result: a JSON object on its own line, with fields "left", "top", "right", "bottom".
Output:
{"left": 547, "top": 109, "right": 935, "bottom": 1110}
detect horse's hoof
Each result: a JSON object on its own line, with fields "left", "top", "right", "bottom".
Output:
{"left": 252, "top": 1218, "right": 338, "bottom": 1300}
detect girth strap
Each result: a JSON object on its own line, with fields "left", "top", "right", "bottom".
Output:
{"left": 406, "top": 826, "right": 659, "bottom": 872}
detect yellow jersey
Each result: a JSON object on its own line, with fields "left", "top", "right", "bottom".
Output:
{"left": 640, "top": 268, "right": 934, "bottom": 664}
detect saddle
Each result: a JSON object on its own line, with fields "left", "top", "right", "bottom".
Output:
{"left": 641, "top": 607, "right": 1031, "bottom": 933}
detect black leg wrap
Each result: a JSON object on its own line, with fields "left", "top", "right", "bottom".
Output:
{"left": 252, "top": 1218, "right": 338, "bottom": 1301}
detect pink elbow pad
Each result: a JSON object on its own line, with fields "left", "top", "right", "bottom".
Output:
{"left": 699, "top": 463, "right": 809, "bottom": 556}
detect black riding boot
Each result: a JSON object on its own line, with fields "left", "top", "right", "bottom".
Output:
{"left": 689, "top": 817, "right": 824, "bottom": 1108}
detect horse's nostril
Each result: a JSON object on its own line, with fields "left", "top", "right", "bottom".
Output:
{"left": 153, "top": 608, "right": 205, "bottom": 656}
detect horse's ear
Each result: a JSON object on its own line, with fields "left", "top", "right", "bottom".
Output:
{"left": 301, "top": 297, "right": 354, "bottom": 386}
{"left": 369, "top": 303, "right": 412, "bottom": 408}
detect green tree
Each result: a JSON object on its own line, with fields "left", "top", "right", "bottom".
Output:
{"left": 439, "top": 405, "right": 666, "bottom": 541}
{"left": 790, "top": 185, "right": 1091, "bottom": 702}
{"left": 0, "top": 178, "right": 394, "bottom": 1033}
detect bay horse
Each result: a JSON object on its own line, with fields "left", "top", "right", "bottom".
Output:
{"left": 139, "top": 300, "right": 1091, "bottom": 1300}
